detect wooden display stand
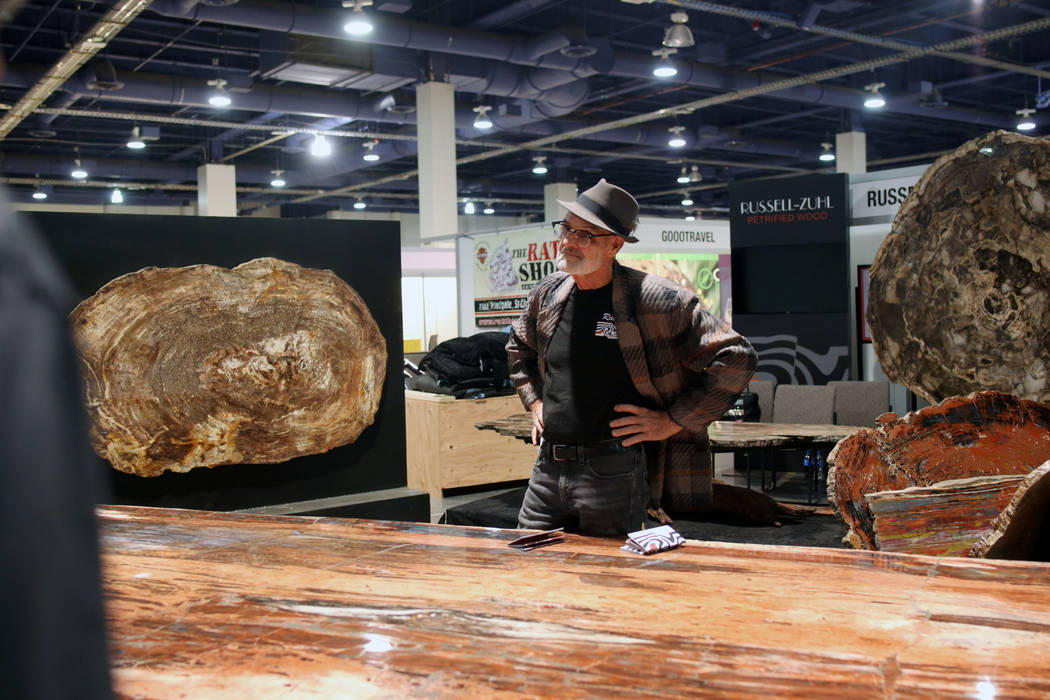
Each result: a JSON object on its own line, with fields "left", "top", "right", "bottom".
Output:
{"left": 405, "top": 390, "right": 536, "bottom": 506}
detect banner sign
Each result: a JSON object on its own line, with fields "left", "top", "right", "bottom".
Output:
{"left": 729, "top": 173, "right": 849, "bottom": 247}
{"left": 850, "top": 174, "right": 921, "bottom": 220}
{"left": 632, "top": 219, "right": 730, "bottom": 251}
{"left": 619, "top": 252, "right": 731, "bottom": 321}
{"left": 472, "top": 226, "right": 556, "bottom": 327}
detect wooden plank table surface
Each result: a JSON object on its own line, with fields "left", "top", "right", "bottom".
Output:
{"left": 474, "top": 414, "right": 864, "bottom": 451}
{"left": 101, "top": 505, "right": 1050, "bottom": 698}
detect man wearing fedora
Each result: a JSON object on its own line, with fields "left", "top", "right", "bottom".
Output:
{"left": 507, "top": 179, "right": 757, "bottom": 535}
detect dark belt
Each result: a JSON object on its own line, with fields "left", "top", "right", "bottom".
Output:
{"left": 541, "top": 438, "right": 628, "bottom": 462}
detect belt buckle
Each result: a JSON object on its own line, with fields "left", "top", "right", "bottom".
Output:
{"left": 551, "top": 444, "right": 576, "bottom": 461}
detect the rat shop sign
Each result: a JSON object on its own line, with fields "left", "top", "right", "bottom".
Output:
{"left": 472, "top": 226, "right": 558, "bottom": 327}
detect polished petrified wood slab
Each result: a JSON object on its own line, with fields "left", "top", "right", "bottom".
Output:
{"left": 100, "top": 505, "right": 1050, "bottom": 697}
{"left": 476, "top": 414, "right": 862, "bottom": 450}
{"left": 865, "top": 475, "right": 1026, "bottom": 556}
{"left": 828, "top": 391, "right": 1050, "bottom": 551}
{"left": 972, "top": 461, "right": 1050, "bottom": 561}
{"left": 867, "top": 130, "right": 1050, "bottom": 404}
{"left": 71, "top": 258, "right": 386, "bottom": 476}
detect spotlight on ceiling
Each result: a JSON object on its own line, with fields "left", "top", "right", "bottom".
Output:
{"left": 532, "top": 156, "right": 548, "bottom": 175}
{"left": 206, "top": 78, "right": 232, "bottom": 107}
{"left": 483, "top": 203, "right": 495, "bottom": 215}
{"left": 70, "top": 159, "right": 88, "bottom": 179}
{"left": 668, "top": 126, "right": 687, "bottom": 148}
{"left": 110, "top": 188, "right": 124, "bottom": 204}
{"left": 342, "top": 0, "right": 374, "bottom": 35}
{"left": 662, "top": 11, "right": 695, "bottom": 48}
{"left": 863, "top": 82, "right": 886, "bottom": 109}
{"left": 126, "top": 126, "right": 146, "bottom": 150}
{"left": 685, "top": 213, "right": 695, "bottom": 221}
{"left": 362, "top": 140, "right": 380, "bottom": 161}
{"left": 472, "top": 105, "right": 493, "bottom": 130}
{"left": 270, "top": 169, "right": 286, "bottom": 188}
{"left": 353, "top": 198, "right": 366, "bottom": 210}
{"left": 818, "top": 142, "right": 836, "bottom": 162}
{"left": 681, "top": 194, "right": 694, "bottom": 207}
{"left": 676, "top": 166, "right": 690, "bottom": 184}
{"left": 463, "top": 200, "right": 476, "bottom": 215}
{"left": 689, "top": 165, "right": 703, "bottom": 183}
{"left": 310, "top": 134, "right": 332, "bottom": 157}
{"left": 1016, "top": 108, "right": 1037, "bottom": 131}
{"left": 651, "top": 47, "right": 678, "bottom": 78}
{"left": 32, "top": 189, "right": 48, "bottom": 200}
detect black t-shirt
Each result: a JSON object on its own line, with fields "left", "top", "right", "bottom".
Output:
{"left": 541, "top": 282, "right": 643, "bottom": 442}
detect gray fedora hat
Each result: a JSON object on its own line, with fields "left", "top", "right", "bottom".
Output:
{"left": 557, "top": 178, "right": 640, "bottom": 243}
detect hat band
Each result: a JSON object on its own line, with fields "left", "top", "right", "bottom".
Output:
{"left": 576, "top": 193, "right": 628, "bottom": 237}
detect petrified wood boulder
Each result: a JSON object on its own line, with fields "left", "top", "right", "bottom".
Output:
{"left": 827, "top": 391, "right": 1050, "bottom": 550}
{"left": 971, "top": 460, "right": 1050, "bottom": 561}
{"left": 71, "top": 258, "right": 386, "bottom": 476}
{"left": 867, "top": 130, "right": 1050, "bottom": 404}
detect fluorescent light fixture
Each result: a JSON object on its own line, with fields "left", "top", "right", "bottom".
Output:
{"left": 864, "top": 81, "right": 886, "bottom": 109}
{"left": 342, "top": 1, "right": 374, "bottom": 35}
{"left": 472, "top": 105, "right": 493, "bottom": 130}
{"left": 532, "top": 156, "right": 548, "bottom": 175}
{"left": 818, "top": 142, "right": 836, "bottom": 162}
{"left": 362, "top": 141, "right": 380, "bottom": 161}
{"left": 206, "top": 78, "right": 232, "bottom": 107}
{"left": 353, "top": 199, "right": 366, "bottom": 210}
{"left": 668, "top": 125, "right": 686, "bottom": 148}
{"left": 676, "top": 166, "right": 690, "bottom": 184}
{"left": 71, "top": 159, "right": 88, "bottom": 179}
{"left": 270, "top": 169, "right": 286, "bottom": 188}
{"left": 1016, "top": 108, "right": 1036, "bottom": 131}
{"left": 463, "top": 200, "right": 475, "bottom": 215}
{"left": 310, "top": 134, "right": 332, "bottom": 157}
{"left": 110, "top": 188, "right": 123, "bottom": 204}
{"left": 32, "top": 190, "right": 48, "bottom": 200}
{"left": 126, "top": 126, "right": 146, "bottom": 149}
{"left": 652, "top": 47, "right": 678, "bottom": 78}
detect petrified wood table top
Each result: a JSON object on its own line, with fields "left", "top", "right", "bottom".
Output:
{"left": 476, "top": 414, "right": 863, "bottom": 449}
{"left": 102, "top": 506, "right": 1050, "bottom": 698}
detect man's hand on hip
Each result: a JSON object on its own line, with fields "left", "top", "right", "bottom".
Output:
{"left": 529, "top": 399, "right": 544, "bottom": 446}
{"left": 610, "top": 404, "right": 681, "bottom": 446}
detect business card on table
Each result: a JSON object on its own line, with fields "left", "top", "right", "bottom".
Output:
{"left": 621, "top": 525, "right": 686, "bottom": 555}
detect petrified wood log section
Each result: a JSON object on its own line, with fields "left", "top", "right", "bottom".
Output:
{"left": 867, "top": 130, "right": 1050, "bottom": 404}
{"left": 864, "top": 475, "right": 1025, "bottom": 556}
{"left": 972, "top": 461, "right": 1050, "bottom": 561}
{"left": 71, "top": 258, "right": 386, "bottom": 476}
{"left": 827, "top": 391, "right": 1050, "bottom": 550}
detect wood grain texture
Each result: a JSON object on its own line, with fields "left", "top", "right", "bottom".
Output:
{"left": 828, "top": 391, "right": 1050, "bottom": 550}
{"left": 865, "top": 475, "right": 1025, "bottom": 556}
{"left": 100, "top": 505, "right": 1050, "bottom": 698}
{"left": 476, "top": 415, "right": 862, "bottom": 450}
{"left": 71, "top": 258, "right": 386, "bottom": 476}
{"left": 868, "top": 130, "right": 1050, "bottom": 403}
{"left": 972, "top": 461, "right": 1050, "bottom": 560}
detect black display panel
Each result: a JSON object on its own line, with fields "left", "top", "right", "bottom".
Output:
{"left": 733, "top": 313, "right": 851, "bottom": 386}
{"left": 732, "top": 243, "right": 848, "bottom": 314}
{"left": 30, "top": 212, "right": 405, "bottom": 511}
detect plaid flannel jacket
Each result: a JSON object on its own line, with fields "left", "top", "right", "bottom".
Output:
{"left": 507, "top": 261, "right": 757, "bottom": 514}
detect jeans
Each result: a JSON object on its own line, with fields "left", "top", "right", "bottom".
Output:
{"left": 518, "top": 441, "right": 647, "bottom": 537}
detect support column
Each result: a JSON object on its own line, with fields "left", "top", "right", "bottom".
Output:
{"left": 544, "top": 182, "right": 576, "bottom": 223}
{"left": 416, "top": 82, "right": 458, "bottom": 241}
{"left": 197, "top": 163, "right": 237, "bottom": 216}
{"left": 835, "top": 131, "right": 867, "bottom": 175}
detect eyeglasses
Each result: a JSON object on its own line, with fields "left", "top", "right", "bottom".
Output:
{"left": 551, "top": 220, "right": 618, "bottom": 247}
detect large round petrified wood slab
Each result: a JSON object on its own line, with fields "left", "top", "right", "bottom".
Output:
{"left": 827, "top": 391, "right": 1050, "bottom": 550}
{"left": 867, "top": 130, "right": 1050, "bottom": 403}
{"left": 71, "top": 258, "right": 387, "bottom": 476}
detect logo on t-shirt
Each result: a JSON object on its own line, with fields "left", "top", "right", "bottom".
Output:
{"left": 595, "top": 313, "right": 617, "bottom": 339}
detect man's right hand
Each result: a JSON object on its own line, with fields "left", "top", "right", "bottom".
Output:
{"left": 529, "top": 399, "right": 544, "bottom": 446}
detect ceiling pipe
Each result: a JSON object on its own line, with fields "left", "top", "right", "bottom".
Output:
{"left": 148, "top": 0, "right": 1011, "bottom": 129}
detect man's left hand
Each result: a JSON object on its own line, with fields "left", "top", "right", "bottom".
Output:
{"left": 610, "top": 404, "right": 682, "bottom": 446}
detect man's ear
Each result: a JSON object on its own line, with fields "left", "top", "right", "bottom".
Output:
{"left": 609, "top": 237, "right": 626, "bottom": 256}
